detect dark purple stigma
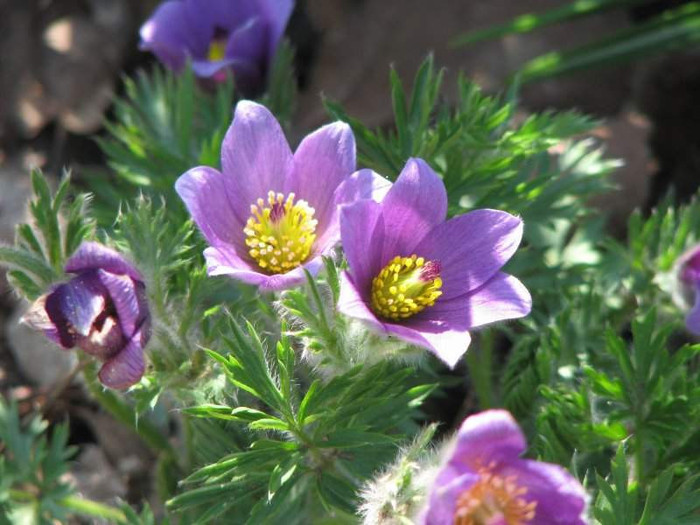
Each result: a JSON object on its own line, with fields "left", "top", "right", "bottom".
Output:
{"left": 420, "top": 260, "right": 441, "bottom": 282}
{"left": 270, "top": 202, "right": 286, "bottom": 223}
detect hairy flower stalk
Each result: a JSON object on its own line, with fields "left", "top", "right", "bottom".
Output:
{"left": 421, "top": 410, "right": 588, "bottom": 524}
{"left": 139, "top": 0, "right": 294, "bottom": 94}
{"left": 176, "top": 100, "right": 389, "bottom": 291}
{"left": 22, "top": 242, "right": 151, "bottom": 390}
{"left": 338, "top": 158, "right": 531, "bottom": 367}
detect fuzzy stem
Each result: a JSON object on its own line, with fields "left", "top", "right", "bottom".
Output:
{"left": 465, "top": 330, "right": 496, "bottom": 409}
{"left": 81, "top": 357, "right": 176, "bottom": 460}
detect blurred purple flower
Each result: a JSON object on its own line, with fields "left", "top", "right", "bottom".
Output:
{"left": 423, "top": 410, "right": 588, "bottom": 525}
{"left": 677, "top": 244, "right": 700, "bottom": 335}
{"left": 338, "top": 158, "right": 531, "bottom": 368}
{"left": 139, "top": 0, "right": 294, "bottom": 94}
{"left": 176, "top": 100, "right": 389, "bottom": 292}
{"left": 23, "top": 242, "right": 151, "bottom": 390}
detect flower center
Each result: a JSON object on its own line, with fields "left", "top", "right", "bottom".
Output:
{"left": 370, "top": 255, "right": 442, "bottom": 320}
{"left": 207, "top": 27, "right": 228, "bottom": 61}
{"left": 244, "top": 191, "right": 318, "bottom": 274}
{"left": 454, "top": 469, "right": 536, "bottom": 525}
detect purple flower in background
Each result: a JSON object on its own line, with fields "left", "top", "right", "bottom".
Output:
{"left": 423, "top": 410, "right": 588, "bottom": 525}
{"left": 677, "top": 244, "right": 700, "bottom": 335}
{"left": 176, "top": 100, "right": 389, "bottom": 292}
{"left": 338, "top": 158, "right": 531, "bottom": 368}
{"left": 139, "top": 0, "right": 294, "bottom": 94}
{"left": 23, "top": 242, "right": 151, "bottom": 390}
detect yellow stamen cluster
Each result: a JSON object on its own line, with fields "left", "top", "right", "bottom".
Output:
{"left": 207, "top": 39, "right": 227, "bottom": 61}
{"left": 244, "top": 191, "right": 317, "bottom": 274}
{"left": 370, "top": 255, "right": 442, "bottom": 320}
{"left": 454, "top": 468, "right": 537, "bottom": 525}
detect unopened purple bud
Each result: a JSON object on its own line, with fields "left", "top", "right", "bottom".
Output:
{"left": 23, "top": 242, "right": 150, "bottom": 390}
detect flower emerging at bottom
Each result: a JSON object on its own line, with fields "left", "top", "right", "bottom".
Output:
{"left": 421, "top": 410, "right": 588, "bottom": 525}
{"left": 454, "top": 466, "right": 536, "bottom": 525}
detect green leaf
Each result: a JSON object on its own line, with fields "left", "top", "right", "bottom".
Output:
{"left": 519, "top": 4, "right": 700, "bottom": 83}
{"left": 451, "top": 0, "right": 648, "bottom": 46}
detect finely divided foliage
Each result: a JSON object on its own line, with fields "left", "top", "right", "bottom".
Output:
{"left": 2, "top": 36, "right": 700, "bottom": 525}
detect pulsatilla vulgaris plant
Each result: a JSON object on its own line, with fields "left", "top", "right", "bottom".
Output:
{"left": 2, "top": 26, "right": 700, "bottom": 525}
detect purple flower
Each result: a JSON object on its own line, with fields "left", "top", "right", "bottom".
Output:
{"left": 338, "top": 158, "right": 531, "bottom": 368}
{"left": 423, "top": 410, "right": 588, "bottom": 525}
{"left": 22, "top": 242, "right": 151, "bottom": 390}
{"left": 677, "top": 244, "right": 700, "bottom": 335}
{"left": 139, "top": 0, "right": 294, "bottom": 94}
{"left": 176, "top": 100, "right": 389, "bottom": 292}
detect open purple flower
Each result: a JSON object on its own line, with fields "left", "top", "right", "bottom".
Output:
{"left": 423, "top": 410, "right": 588, "bottom": 525}
{"left": 139, "top": 0, "right": 293, "bottom": 94}
{"left": 23, "top": 242, "right": 151, "bottom": 390}
{"left": 338, "top": 158, "right": 531, "bottom": 368}
{"left": 676, "top": 244, "right": 700, "bottom": 335}
{"left": 176, "top": 100, "right": 388, "bottom": 292}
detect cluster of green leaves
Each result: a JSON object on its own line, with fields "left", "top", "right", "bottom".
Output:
{"left": 0, "top": 399, "right": 130, "bottom": 524}
{"left": 168, "top": 316, "right": 433, "bottom": 523}
{"left": 0, "top": 169, "right": 94, "bottom": 300}
{"left": 452, "top": 0, "right": 700, "bottom": 83}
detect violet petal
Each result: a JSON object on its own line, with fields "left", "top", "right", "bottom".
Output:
{"left": 423, "top": 467, "right": 479, "bottom": 525}
{"left": 175, "top": 166, "right": 248, "bottom": 252}
{"left": 45, "top": 272, "right": 107, "bottom": 347}
{"left": 336, "top": 272, "right": 386, "bottom": 333}
{"left": 314, "top": 168, "right": 391, "bottom": 258}
{"left": 413, "top": 272, "right": 532, "bottom": 331}
{"left": 499, "top": 459, "right": 589, "bottom": 525}
{"left": 416, "top": 209, "right": 523, "bottom": 300}
{"left": 289, "top": 122, "right": 356, "bottom": 240}
{"left": 379, "top": 158, "right": 447, "bottom": 262}
{"left": 257, "top": 0, "right": 294, "bottom": 60}
{"left": 66, "top": 242, "right": 143, "bottom": 282}
{"left": 685, "top": 286, "right": 700, "bottom": 335}
{"left": 334, "top": 169, "right": 392, "bottom": 207}
{"left": 98, "top": 329, "right": 147, "bottom": 390}
{"left": 96, "top": 270, "right": 147, "bottom": 339}
{"left": 382, "top": 321, "right": 471, "bottom": 368}
{"left": 139, "top": 0, "right": 191, "bottom": 69}
{"left": 204, "top": 247, "right": 323, "bottom": 291}
{"left": 339, "top": 199, "right": 386, "bottom": 295}
{"left": 451, "top": 410, "right": 527, "bottom": 467}
{"left": 221, "top": 101, "right": 293, "bottom": 213}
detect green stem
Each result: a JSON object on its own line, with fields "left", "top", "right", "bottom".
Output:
{"left": 10, "top": 489, "right": 127, "bottom": 523}
{"left": 81, "top": 358, "right": 176, "bottom": 460}
{"left": 465, "top": 330, "right": 496, "bottom": 409}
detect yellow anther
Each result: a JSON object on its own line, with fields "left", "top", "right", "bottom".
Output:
{"left": 244, "top": 191, "right": 317, "bottom": 274}
{"left": 207, "top": 39, "right": 227, "bottom": 61}
{"left": 370, "top": 255, "right": 442, "bottom": 320}
{"left": 454, "top": 468, "right": 537, "bottom": 525}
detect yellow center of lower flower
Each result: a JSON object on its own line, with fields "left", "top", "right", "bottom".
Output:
{"left": 370, "top": 255, "right": 442, "bottom": 320}
{"left": 244, "top": 191, "right": 317, "bottom": 274}
{"left": 454, "top": 469, "right": 537, "bottom": 525}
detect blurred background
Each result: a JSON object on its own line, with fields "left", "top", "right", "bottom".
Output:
{"left": 0, "top": 0, "right": 698, "bottom": 512}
